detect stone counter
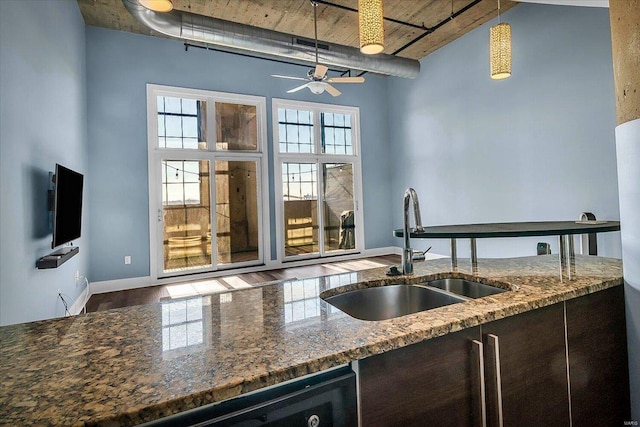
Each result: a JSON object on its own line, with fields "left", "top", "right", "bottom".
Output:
{"left": 0, "top": 255, "right": 623, "bottom": 426}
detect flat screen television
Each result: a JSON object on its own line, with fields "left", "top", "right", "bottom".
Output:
{"left": 52, "top": 164, "right": 84, "bottom": 249}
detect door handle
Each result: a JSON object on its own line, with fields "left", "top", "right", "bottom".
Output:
{"left": 485, "top": 334, "right": 504, "bottom": 427}
{"left": 472, "top": 340, "right": 487, "bottom": 427}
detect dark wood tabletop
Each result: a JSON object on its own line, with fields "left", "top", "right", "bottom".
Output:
{"left": 394, "top": 221, "right": 621, "bottom": 239}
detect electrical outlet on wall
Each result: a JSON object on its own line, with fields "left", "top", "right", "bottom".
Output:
{"left": 124, "top": 256, "right": 131, "bottom": 265}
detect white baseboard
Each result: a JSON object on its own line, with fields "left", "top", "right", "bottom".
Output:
{"left": 425, "top": 252, "right": 448, "bottom": 260}
{"left": 90, "top": 276, "right": 153, "bottom": 295}
{"left": 69, "top": 284, "right": 90, "bottom": 315}
{"left": 88, "top": 248, "right": 448, "bottom": 296}
{"left": 364, "top": 246, "right": 401, "bottom": 256}
{"left": 90, "top": 247, "right": 402, "bottom": 295}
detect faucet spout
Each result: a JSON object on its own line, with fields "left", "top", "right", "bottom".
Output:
{"left": 403, "top": 188, "right": 424, "bottom": 275}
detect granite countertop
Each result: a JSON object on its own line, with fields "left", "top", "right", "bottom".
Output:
{"left": 0, "top": 255, "right": 623, "bottom": 426}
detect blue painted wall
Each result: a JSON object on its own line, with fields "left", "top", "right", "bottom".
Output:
{"left": 388, "top": 4, "right": 621, "bottom": 259}
{"left": 0, "top": 2, "right": 626, "bottom": 328}
{"left": 85, "top": 27, "right": 393, "bottom": 282}
{"left": 0, "top": 0, "right": 88, "bottom": 325}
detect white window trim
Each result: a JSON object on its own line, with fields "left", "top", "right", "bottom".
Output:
{"left": 147, "top": 84, "right": 270, "bottom": 280}
{"left": 272, "top": 98, "right": 365, "bottom": 262}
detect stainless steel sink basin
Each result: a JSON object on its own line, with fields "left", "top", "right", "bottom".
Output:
{"left": 426, "top": 278, "right": 507, "bottom": 299}
{"left": 323, "top": 285, "right": 466, "bottom": 321}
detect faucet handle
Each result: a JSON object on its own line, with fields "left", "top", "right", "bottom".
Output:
{"left": 411, "top": 246, "right": 432, "bottom": 261}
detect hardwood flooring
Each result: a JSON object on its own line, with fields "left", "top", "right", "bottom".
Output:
{"left": 85, "top": 255, "right": 400, "bottom": 313}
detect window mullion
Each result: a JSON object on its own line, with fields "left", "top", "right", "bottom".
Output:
{"left": 317, "top": 160, "right": 325, "bottom": 256}
{"left": 314, "top": 109, "right": 322, "bottom": 155}
{"left": 207, "top": 98, "right": 216, "bottom": 152}
{"left": 314, "top": 111, "right": 325, "bottom": 256}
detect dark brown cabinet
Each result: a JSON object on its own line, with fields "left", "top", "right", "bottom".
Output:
{"left": 359, "top": 306, "right": 571, "bottom": 427}
{"left": 359, "top": 326, "right": 482, "bottom": 426}
{"left": 565, "top": 286, "right": 631, "bottom": 424}
{"left": 358, "top": 286, "right": 630, "bottom": 427}
{"left": 482, "top": 303, "right": 570, "bottom": 425}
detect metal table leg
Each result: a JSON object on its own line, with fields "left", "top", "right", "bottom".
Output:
{"left": 451, "top": 238, "right": 458, "bottom": 271}
{"left": 470, "top": 238, "right": 478, "bottom": 275}
{"left": 559, "top": 235, "right": 567, "bottom": 281}
{"left": 568, "top": 235, "right": 576, "bottom": 279}
{"left": 558, "top": 234, "right": 575, "bottom": 281}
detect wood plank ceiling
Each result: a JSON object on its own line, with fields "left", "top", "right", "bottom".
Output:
{"left": 78, "top": 0, "right": 518, "bottom": 62}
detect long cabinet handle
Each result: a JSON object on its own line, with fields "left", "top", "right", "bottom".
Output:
{"left": 485, "top": 334, "right": 504, "bottom": 427}
{"left": 472, "top": 340, "right": 487, "bottom": 427}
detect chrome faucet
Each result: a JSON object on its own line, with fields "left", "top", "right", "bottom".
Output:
{"left": 402, "top": 188, "right": 425, "bottom": 275}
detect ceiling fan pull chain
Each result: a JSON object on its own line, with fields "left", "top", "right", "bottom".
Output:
{"left": 313, "top": 0, "right": 319, "bottom": 65}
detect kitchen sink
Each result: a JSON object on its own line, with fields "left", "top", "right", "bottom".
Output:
{"left": 322, "top": 285, "right": 466, "bottom": 321}
{"left": 323, "top": 278, "right": 510, "bottom": 321}
{"left": 425, "top": 278, "right": 507, "bottom": 299}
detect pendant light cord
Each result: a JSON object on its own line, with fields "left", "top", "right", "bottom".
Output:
{"left": 498, "top": 0, "right": 501, "bottom": 23}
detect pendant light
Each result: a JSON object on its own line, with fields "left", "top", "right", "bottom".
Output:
{"left": 489, "top": 0, "right": 511, "bottom": 80}
{"left": 139, "top": 0, "right": 173, "bottom": 13}
{"left": 358, "top": 0, "right": 384, "bottom": 54}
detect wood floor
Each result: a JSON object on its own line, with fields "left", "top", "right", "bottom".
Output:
{"left": 85, "top": 255, "right": 400, "bottom": 313}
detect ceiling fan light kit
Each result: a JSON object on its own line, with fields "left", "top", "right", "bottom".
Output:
{"left": 359, "top": 0, "right": 385, "bottom": 54}
{"left": 138, "top": 0, "right": 173, "bottom": 13}
{"left": 490, "top": 0, "right": 512, "bottom": 80}
{"left": 270, "top": 0, "right": 365, "bottom": 97}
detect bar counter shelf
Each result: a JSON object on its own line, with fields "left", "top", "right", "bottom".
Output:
{"left": 393, "top": 221, "right": 621, "bottom": 280}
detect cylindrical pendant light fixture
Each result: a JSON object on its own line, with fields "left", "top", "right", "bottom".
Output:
{"left": 139, "top": 0, "right": 173, "bottom": 13}
{"left": 359, "top": 0, "right": 384, "bottom": 54}
{"left": 489, "top": 0, "right": 511, "bottom": 80}
{"left": 490, "top": 23, "right": 511, "bottom": 79}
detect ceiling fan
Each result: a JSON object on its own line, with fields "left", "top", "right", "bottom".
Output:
{"left": 271, "top": 0, "right": 365, "bottom": 97}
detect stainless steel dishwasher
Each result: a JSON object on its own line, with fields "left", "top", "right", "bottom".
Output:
{"left": 137, "top": 366, "right": 357, "bottom": 427}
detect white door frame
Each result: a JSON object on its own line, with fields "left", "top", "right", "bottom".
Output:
{"left": 272, "top": 98, "right": 365, "bottom": 263}
{"left": 147, "top": 84, "right": 269, "bottom": 280}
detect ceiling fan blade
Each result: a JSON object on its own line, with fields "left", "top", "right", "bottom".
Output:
{"left": 324, "top": 84, "right": 342, "bottom": 97}
{"left": 326, "top": 76, "right": 366, "bottom": 84}
{"left": 287, "top": 83, "right": 311, "bottom": 93}
{"left": 313, "top": 64, "right": 328, "bottom": 79}
{"left": 272, "top": 74, "right": 308, "bottom": 81}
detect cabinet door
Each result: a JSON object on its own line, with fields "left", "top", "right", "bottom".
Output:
{"left": 482, "top": 303, "right": 570, "bottom": 426}
{"left": 565, "top": 286, "right": 630, "bottom": 424}
{"left": 359, "top": 326, "right": 482, "bottom": 427}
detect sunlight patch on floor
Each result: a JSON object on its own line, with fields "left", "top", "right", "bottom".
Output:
{"left": 166, "top": 279, "right": 229, "bottom": 299}
{"left": 192, "top": 280, "right": 228, "bottom": 294}
{"left": 166, "top": 283, "right": 199, "bottom": 299}
{"left": 320, "top": 263, "right": 350, "bottom": 273}
{"left": 223, "top": 275, "right": 252, "bottom": 289}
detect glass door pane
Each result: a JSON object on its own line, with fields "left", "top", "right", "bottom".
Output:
{"left": 215, "top": 160, "right": 260, "bottom": 265}
{"left": 323, "top": 163, "right": 355, "bottom": 252}
{"left": 162, "top": 160, "right": 212, "bottom": 273}
{"left": 282, "top": 162, "right": 319, "bottom": 257}
{"left": 215, "top": 103, "right": 258, "bottom": 151}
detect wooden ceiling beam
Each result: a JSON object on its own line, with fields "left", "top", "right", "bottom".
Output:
{"left": 77, "top": 0, "right": 519, "bottom": 61}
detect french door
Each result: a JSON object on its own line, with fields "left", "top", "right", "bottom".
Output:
{"left": 148, "top": 85, "right": 267, "bottom": 278}
{"left": 273, "top": 99, "right": 363, "bottom": 261}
